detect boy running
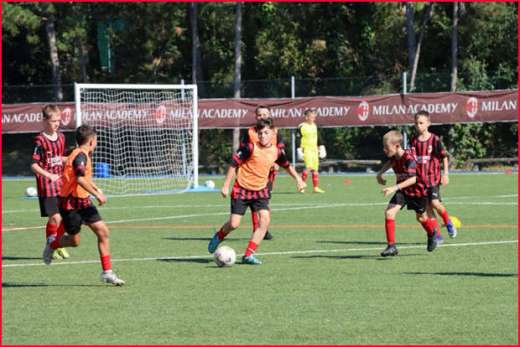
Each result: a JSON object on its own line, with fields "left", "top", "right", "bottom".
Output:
{"left": 31, "top": 105, "right": 69, "bottom": 260}
{"left": 240, "top": 105, "right": 285, "bottom": 240}
{"left": 208, "top": 118, "right": 306, "bottom": 265}
{"left": 411, "top": 110, "right": 458, "bottom": 244}
{"left": 43, "top": 125, "right": 125, "bottom": 286}
{"left": 376, "top": 130, "right": 438, "bottom": 256}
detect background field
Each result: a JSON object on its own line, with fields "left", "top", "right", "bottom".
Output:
{"left": 2, "top": 173, "right": 518, "bottom": 345}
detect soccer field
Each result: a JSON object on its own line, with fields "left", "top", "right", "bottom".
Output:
{"left": 2, "top": 173, "right": 517, "bottom": 345}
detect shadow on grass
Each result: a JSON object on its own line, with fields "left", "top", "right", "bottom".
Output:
{"left": 157, "top": 257, "right": 212, "bottom": 264}
{"left": 2, "top": 282, "right": 104, "bottom": 288}
{"left": 162, "top": 236, "right": 249, "bottom": 242}
{"left": 316, "top": 240, "right": 423, "bottom": 246}
{"left": 292, "top": 253, "right": 422, "bottom": 260}
{"left": 404, "top": 272, "right": 518, "bottom": 278}
{"left": 2, "top": 256, "right": 42, "bottom": 261}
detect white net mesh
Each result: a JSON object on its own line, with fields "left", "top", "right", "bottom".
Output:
{"left": 75, "top": 85, "right": 197, "bottom": 196}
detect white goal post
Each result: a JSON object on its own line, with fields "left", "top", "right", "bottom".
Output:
{"left": 74, "top": 83, "right": 198, "bottom": 196}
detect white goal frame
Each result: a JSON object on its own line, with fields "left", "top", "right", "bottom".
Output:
{"left": 74, "top": 83, "right": 199, "bottom": 194}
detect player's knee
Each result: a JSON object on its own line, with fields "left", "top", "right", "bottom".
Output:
{"left": 69, "top": 235, "right": 80, "bottom": 247}
{"left": 385, "top": 210, "right": 395, "bottom": 219}
{"left": 416, "top": 214, "right": 427, "bottom": 223}
{"left": 49, "top": 214, "right": 62, "bottom": 225}
{"left": 229, "top": 220, "right": 240, "bottom": 230}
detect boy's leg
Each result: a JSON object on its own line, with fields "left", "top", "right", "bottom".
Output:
{"left": 208, "top": 214, "right": 242, "bottom": 253}
{"left": 243, "top": 208, "right": 270, "bottom": 265}
{"left": 417, "top": 212, "right": 437, "bottom": 252}
{"left": 301, "top": 169, "right": 308, "bottom": 183}
{"left": 381, "top": 204, "right": 400, "bottom": 256}
{"left": 43, "top": 209, "right": 81, "bottom": 264}
{"left": 88, "top": 220, "right": 124, "bottom": 286}
{"left": 432, "top": 199, "right": 457, "bottom": 238}
{"left": 427, "top": 203, "right": 443, "bottom": 244}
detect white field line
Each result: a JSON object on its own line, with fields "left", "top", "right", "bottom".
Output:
{"left": 2, "top": 240, "right": 517, "bottom": 269}
{"left": 3, "top": 200, "right": 517, "bottom": 232}
{"left": 3, "top": 194, "right": 517, "bottom": 215}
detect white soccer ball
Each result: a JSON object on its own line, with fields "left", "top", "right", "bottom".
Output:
{"left": 205, "top": 180, "right": 216, "bottom": 189}
{"left": 25, "top": 186, "right": 37, "bottom": 197}
{"left": 214, "top": 245, "right": 236, "bottom": 267}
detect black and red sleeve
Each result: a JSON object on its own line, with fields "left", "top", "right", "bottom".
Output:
{"left": 32, "top": 136, "right": 44, "bottom": 163}
{"left": 73, "top": 152, "right": 88, "bottom": 177}
{"left": 275, "top": 148, "right": 291, "bottom": 168}
{"left": 433, "top": 136, "right": 447, "bottom": 159}
{"left": 276, "top": 132, "right": 286, "bottom": 149}
{"left": 231, "top": 143, "right": 254, "bottom": 167}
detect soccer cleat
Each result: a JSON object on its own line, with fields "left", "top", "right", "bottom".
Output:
{"left": 100, "top": 270, "right": 125, "bottom": 286}
{"left": 43, "top": 244, "right": 54, "bottom": 265}
{"left": 208, "top": 233, "right": 222, "bottom": 254}
{"left": 427, "top": 233, "right": 438, "bottom": 252}
{"left": 263, "top": 231, "right": 273, "bottom": 240}
{"left": 299, "top": 189, "right": 305, "bottom": 193}
{"left": 380, "top": 244, "right": 399, "bottom": 257}
{"left": 242, "top": 255, "right": 262, "bottom": 265}
{"left": 313, "top": 187, "right": 325, "bottom": 193}
{"left": 52, "top": 250, "right": 63, "bottom": 260}
{"left": 446, "top": 221, "right": 458, "bottom": 238}
{"left": 435, "top": 234, "right": 444, "bottom": 245}
{"left": 56, "top": 248, "right": 70, "bottom": 259}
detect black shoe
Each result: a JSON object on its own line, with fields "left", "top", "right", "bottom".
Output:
{"left": 263, "top": 231, "right": 273, "bottom": 240}
{"left": 427, "top": 233, "right": 437, "bottom": 252}
{"left": 380, "top": 244, "right": 398, "bottom": 257}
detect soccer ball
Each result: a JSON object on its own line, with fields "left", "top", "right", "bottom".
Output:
{"left": 205, "top": 180, "right": 216, "bottom": 189}
{"left": 450, "top": 216, "right": 462, "bottom": 229}
{"left": 214, "top": 245, "right": 236, "bottom": 267}
{"left": 25, "top": 186, "right": 37, "bottom": 197}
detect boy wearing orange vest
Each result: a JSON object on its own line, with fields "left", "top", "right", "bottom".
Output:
{"left": 208, "top": 118, "right": 306, "bottom": 265}
{"left": 43, "top": 125, "right": 125, "bottom": 286}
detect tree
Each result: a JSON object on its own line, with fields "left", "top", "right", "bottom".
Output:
{"left": 409, "top": 3, "right": 433, "bottom": 91}
{"left": 189, "top": 3, "right": 205, "bottom": 95}
{"left": 450, "top": 2, "right": 459, "bottom": 91}
{"left": 43, "top": 7, "right": 63, "bottom": 100}
{"left": 232, "top": 2, "right": 242, "bottom": 151}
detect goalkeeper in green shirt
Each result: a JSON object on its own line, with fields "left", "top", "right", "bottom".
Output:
{"left": 297, "top": 108, "right": 326, "bottom": 193}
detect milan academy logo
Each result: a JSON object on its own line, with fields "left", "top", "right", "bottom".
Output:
{"left": 61, "top": 107, "right": 72, "bottom": 126}
{"left": 465, "top": 97, "right": 478, "bottom": 119}
{"left": 357, "top": 101, "right": 370, "bottom": 121}
{"left": 154, "top": 105, "right": 167, "bottom": 125}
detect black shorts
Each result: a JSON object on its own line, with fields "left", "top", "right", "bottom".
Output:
{"left": 231, "top": 198, "right": 270, "bottom": 216}
{"left": 389, "top": 191, "right": 428, "bottom": 214}
{"left": 38, "top": 197, "right": 59, "bottom": 217}
{"left": 426, "top": 185, "right": 442, "bottom": 202}
{"left": 59, "top": 205, "right": 102, "bottom": 235}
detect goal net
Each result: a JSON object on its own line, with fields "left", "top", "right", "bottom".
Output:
{"left": 74, "top": 83, "right": 198, "bottom": 196}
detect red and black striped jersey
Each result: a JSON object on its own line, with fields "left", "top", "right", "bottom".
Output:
{"left": 390, "top": 148, "right": 426, "bottom": 197}
{"left": 32, "top": 132, "right": 65, "bottom": 197}
{"left": 410, "top": 133, "right": 447, "bottom": 187}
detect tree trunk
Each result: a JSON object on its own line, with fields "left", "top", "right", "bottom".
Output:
{"left": 405, "top": 3, "right": 416, "bottom": 70}
{"left": 189, "top": 3, "right": 205, "bottom": 95}
{"left": 232, "top": 3, "right": 243, "bottom": 151}
{"left": 45, "top": 12, "right": 63, "bottom": 101}
{"left": 409, "top": 3, "right": 433, "bottom": 92}
{"left": 450, "top": 2, "right": 459, "bottom": 92}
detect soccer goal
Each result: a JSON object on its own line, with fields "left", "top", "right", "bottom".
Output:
{"left": 74, "top": 83, "right": 198, "bottom": 196}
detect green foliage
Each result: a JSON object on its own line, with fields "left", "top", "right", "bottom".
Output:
{"left": 2, "top": 3, "right": 517, "bottom": 167}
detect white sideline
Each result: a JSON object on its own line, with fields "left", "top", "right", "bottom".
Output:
{"left": 3, "top": 199, "right": 517, "bottom": 232}
{"left": 2, "top": 239, "right": 517, "bottom": 268}
{"left": 3, "top": 194, "right": 517, "bottom": 214}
